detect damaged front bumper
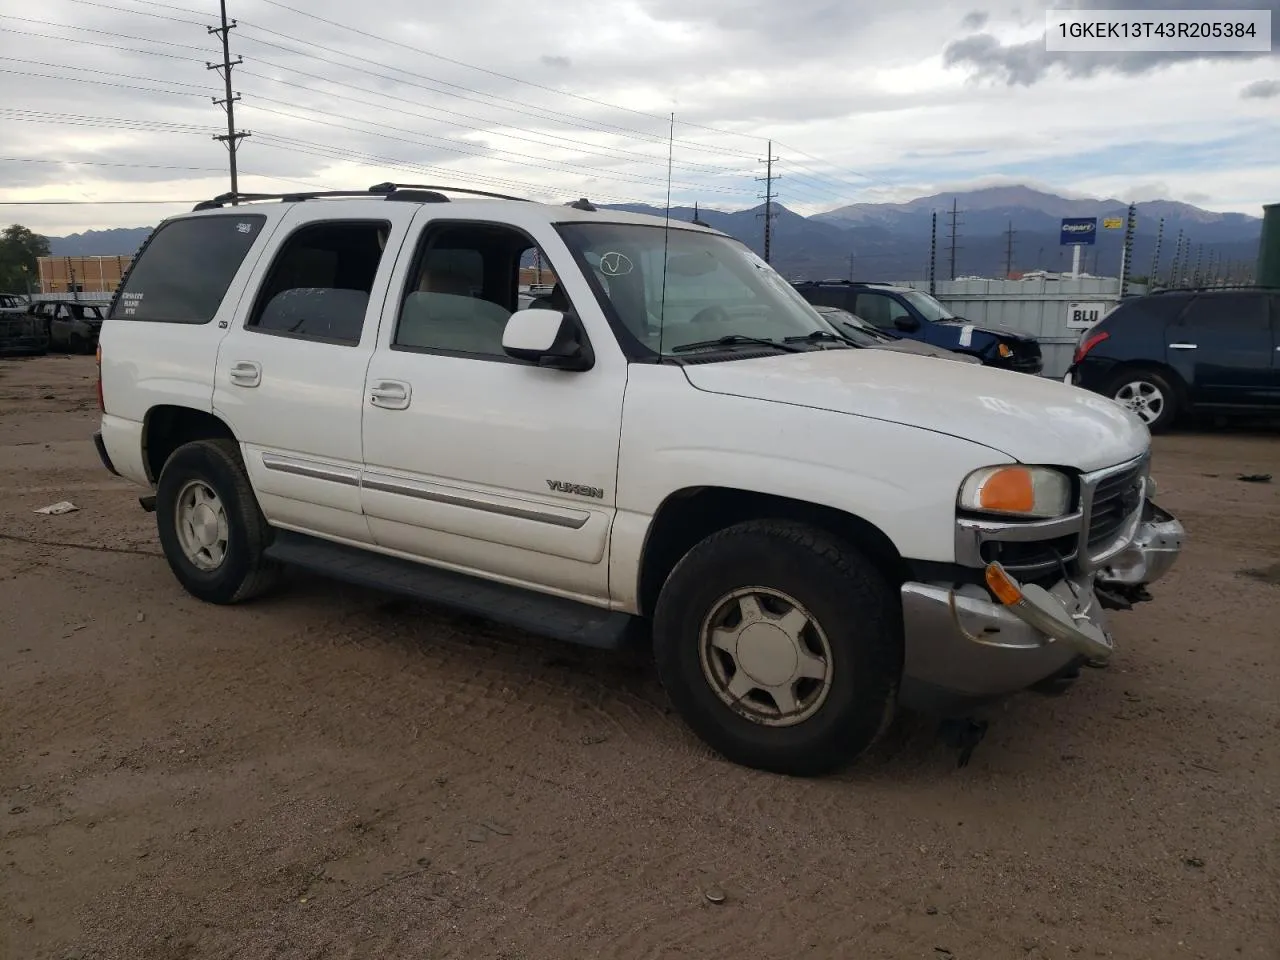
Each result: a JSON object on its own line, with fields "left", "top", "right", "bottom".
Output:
{"left": 898, "top": 499, "right": 1184, "bottom": 713}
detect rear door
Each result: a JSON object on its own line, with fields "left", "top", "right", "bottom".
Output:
{"left": 1166, "top": 293, "right": 1274, "bottom": 407}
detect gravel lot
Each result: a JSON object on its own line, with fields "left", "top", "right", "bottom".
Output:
{"left": 2, "top": 354, "right": 1278, "bottom": 960}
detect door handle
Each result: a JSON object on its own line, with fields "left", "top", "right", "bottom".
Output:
{"left": 229, "top": 360, "right": 262, "bottom": 387}
{"left": 369, "top": 380, "right": 411, "bottom": 410}
{"left": 1168, "top": 343, "right": 1197, "bottom": 350}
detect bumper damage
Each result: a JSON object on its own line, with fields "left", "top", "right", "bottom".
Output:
{"left": 898, "top": 499, "right": 1184, "bottom": 713}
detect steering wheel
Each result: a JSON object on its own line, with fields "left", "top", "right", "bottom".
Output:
{"left": 689, "top": 304, "right": 733, "bottom": 325}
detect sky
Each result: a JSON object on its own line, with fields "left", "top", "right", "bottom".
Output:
{"left": 0, "top": 0, "right": 1276, "bottom": 236}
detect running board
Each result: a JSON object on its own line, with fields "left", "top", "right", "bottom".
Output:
{"left": 263, "top": 530, "right": 633, "bottom": 651}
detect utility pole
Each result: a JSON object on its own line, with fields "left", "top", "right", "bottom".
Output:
{"left": 208, "top": 0, "right": 250, "bottom": 199}
{"left": 929, "top": 211, "right": 937, "bottom": 295}
{"left": 1169, "top": 230, "right": 1184, "bottom": 286}
{"left": 1150, "top": 217, "right": 1165, "bottom": 287}
{"left": 755, "top": 140, "right": 780, "bottom": 264}
{"left": 1003, "top": 220, "right": 1015, "bottom": 278}
{"left": 1192, "top": 243, "right": 1204, "bottom": 285}
{"left": 946, "top": 198, "right": 962, "bottom": 280}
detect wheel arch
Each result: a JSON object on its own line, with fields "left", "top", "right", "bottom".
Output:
{"left": 636, "top": 486, "right": 910, "bottom": 620}
{"left": 142, "top": 405, "right": 239, "bottom": 483}
{"left": 1104, "top": 360, "right": 1191, "bottom": 415}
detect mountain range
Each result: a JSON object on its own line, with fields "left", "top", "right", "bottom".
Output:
{"left": 45, "top": 185, "right": 1264, "bottom": 282}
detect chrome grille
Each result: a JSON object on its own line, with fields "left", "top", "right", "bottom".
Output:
{"left": 1085, "top": 460, "right": 1146, "bottom": 555}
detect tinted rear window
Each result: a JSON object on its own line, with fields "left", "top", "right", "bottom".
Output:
{"left": 1103, "top": 294, "right": 1191, "bottom": 328}
{"left": 111, "top": 214, "right": 266, "bottom": 323}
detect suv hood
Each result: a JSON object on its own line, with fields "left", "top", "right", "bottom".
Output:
{"left": 938, "top": 318, "right": 1036, "bottom": 343}
{"left": 681, "top": 349, "right": 1147, "bottom": 472}
{"left": 872, "top": 339, "right": 979, "bottom": 363}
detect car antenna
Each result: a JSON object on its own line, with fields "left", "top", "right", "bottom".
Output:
{"left": 657, "top": 108, "right": 675, "bottom": 361}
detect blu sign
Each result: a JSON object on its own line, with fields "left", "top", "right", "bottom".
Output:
{"left": 1060, "top": 217, "right": 1098, "bottom": 246}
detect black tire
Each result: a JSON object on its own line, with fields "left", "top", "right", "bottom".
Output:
{"left": 652, "top": 519, "right": 902, "bottom": 777}
{"left": 1102, "top": 366, "right": 1179, "bottom": 433}
{"left": 155, "top": 438, "right": 281, "bottom": 604}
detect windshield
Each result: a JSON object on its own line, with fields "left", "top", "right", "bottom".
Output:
{"left": 556, "top": 222, "right": 831, "bottom": 356}
{"left": 812, "top": 307, "right": 885, "bottom": 346}
{"left": 901, "top": 290, "right": 956, "bottom": 322}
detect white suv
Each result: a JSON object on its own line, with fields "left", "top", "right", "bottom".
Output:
{"left": 93, "top": 183, "right": 1184, "bottom": 776}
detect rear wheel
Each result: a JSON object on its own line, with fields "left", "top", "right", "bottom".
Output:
{"left": 155, "top": 438, "right": 281, "bottom": 604}
{"left": 1104, "top": 367, "right": 1178, "bottom": 432}
{"left": 652, "top": 519, "right": 902, "bottom": 776}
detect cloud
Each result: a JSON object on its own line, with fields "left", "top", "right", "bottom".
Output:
{"left": 0, "top": 0, "right": 1276, "bottom": 236}
{"left": 944, "top": 0, "right": 1280, "bottom": 86}
{"left": 1241, "top": 78, "right": 1280, "bottom": 98}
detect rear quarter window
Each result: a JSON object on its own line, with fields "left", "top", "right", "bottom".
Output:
{"left": 111, "top": 214, "right": 267, "bottom": 323}
{"left": 1102, "top": 294, "right": 1191, "bottom": 330}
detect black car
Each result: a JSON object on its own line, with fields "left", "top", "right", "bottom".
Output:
{"left": 1065, "top": 287, "right": 1280, "bottom": 432}
{"left": 792, "top": 280, "right": 1043, "bottom": 374}
{"left": 811, "top": 305, "right": 981, "bottom": 363}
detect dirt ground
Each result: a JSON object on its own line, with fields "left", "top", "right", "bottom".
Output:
{"left": 1, "top": 354, "right": 1277, "bottom": 960}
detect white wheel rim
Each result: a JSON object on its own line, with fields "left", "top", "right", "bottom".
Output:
{"left": 174, "top": 479, "right": 229, "bottom": 571}
{"left": 1114, "top": 380, "right": 1165, "bottom": 424}
{"left": 698, "top": 586, "right": 834, "bottom": 727}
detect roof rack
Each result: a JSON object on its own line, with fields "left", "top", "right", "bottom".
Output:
{"left": 192, "top": 182, "right": 530, "bottom": 211}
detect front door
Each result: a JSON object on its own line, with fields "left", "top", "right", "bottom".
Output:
{"left": 212, "top": 200, "right": 422, "bottom": 545}
{"left": 359, "top": 215, "right": 627, "bottom": 603}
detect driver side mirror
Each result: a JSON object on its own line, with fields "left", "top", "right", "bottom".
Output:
{"left": 502, "top": 308, "right": 594, "bottom": 371}
{"left": 893, "top": 315, "right": 920, "bottom": 333}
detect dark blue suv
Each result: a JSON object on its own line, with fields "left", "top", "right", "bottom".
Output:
{"left": 791, "top": 280, "right": 1043, "bottom": 375}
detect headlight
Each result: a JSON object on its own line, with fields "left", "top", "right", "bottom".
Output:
{"left": 958, "top": 465, "right": 1072, "bottom": 518}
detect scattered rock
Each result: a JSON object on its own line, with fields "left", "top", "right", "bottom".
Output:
{"left": 1184, "top": 856, "right": 1205, "bottom": 868}
{"left": 136, "top": 613, "right": 145, "bottom": 623}
{"left": 9, "top": 805, "right": 27, "bottom": 815}
{"left": 416, "top": 857, "right": 430, "bottom": 867}
{"left": 482, "top": 820, "right": 511, "bottom": 837}
{"left": 1237, "top": 473, "right": 1272, "bottom": 483}
{"left": 704, "top": 886, "right": 726, "bottom": 904}
{"left": 467, "top": 828, "right": 488, "bottom": 843}
{"left": 579, "top": 733, "right": 609, "bottom": 746}
{"left": 926, "top": 906, "right": 939, "bottom": 915}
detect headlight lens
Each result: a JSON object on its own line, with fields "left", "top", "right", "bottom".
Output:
{"left": 958, "top": 465, "right": 1072, "bottom": 518}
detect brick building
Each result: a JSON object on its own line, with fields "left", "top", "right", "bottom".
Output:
{"left": 37, "top": 255, "right": 132, "bottom": 295}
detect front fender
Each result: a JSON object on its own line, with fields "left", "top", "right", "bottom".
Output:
{"left": 608, "top": 366, "right": 1008, "bottom": 610}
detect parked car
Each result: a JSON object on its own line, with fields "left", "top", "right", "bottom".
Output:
{"left": 29, "top": 299, "right": 106, "bottom": 353}
{"left": 1065, "top": 287, "right": 1280, "bottom": 432}
{"left": 0, "top": 311, "right": 49, "bottom": 356}
{"left": 1, "top": 293, "right": 30, "bottom": 316}
{"left": 93, "top": 183, "right": 1183, "bottom": 776}
{"left": 811, "top": 305, "right": 981, "bottom": 363}
{"left": 792, "top": 280, "right": 1044, "bottom": 374}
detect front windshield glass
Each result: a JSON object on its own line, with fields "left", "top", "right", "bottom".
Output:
{"left": 901, "top": 290, "right": 956, "bottom": 322}
{"left": 556, "top": 222, "right": 831, "bottom": 356}
{"left": 813, "top": 307, "right": 883, "bottom": 345}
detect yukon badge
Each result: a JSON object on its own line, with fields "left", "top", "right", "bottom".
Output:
{"left": 547, "top": 479, "right": 605, "bottom": 499}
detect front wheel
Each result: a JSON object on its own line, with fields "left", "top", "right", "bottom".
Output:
{"left": 653, "top": 520, "right": 903, "bottom": 776}
{"left": 155, "top": 438, "right": 281, "bottom": 604}
{"left": 1104, "top": 367, "right": 1178, "bottom": 432}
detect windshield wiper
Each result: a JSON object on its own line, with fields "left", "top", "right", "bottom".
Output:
{"left": 670, "top": 335, "right": 803, "bottom": 354}
{"left": 783, "top": 330, "right": 861, "bottom": 348}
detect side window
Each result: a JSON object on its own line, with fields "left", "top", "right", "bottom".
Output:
{"left": 854, "top": 293, "right": 911, "bottom": 329}
{"left": 111, "top": 214, "right": 266, "bottom": 323}
{"left": 247, "top": 219, "right": 388, "bottom": 346}
{"left": 1173, "top": 294, "right": 1269, "bottom": 339}
{"left": 796, "top": 286, "right": 846, "bottom": 310}
{"left": 393, "top": 221, "right": 562, "bottom": 360}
